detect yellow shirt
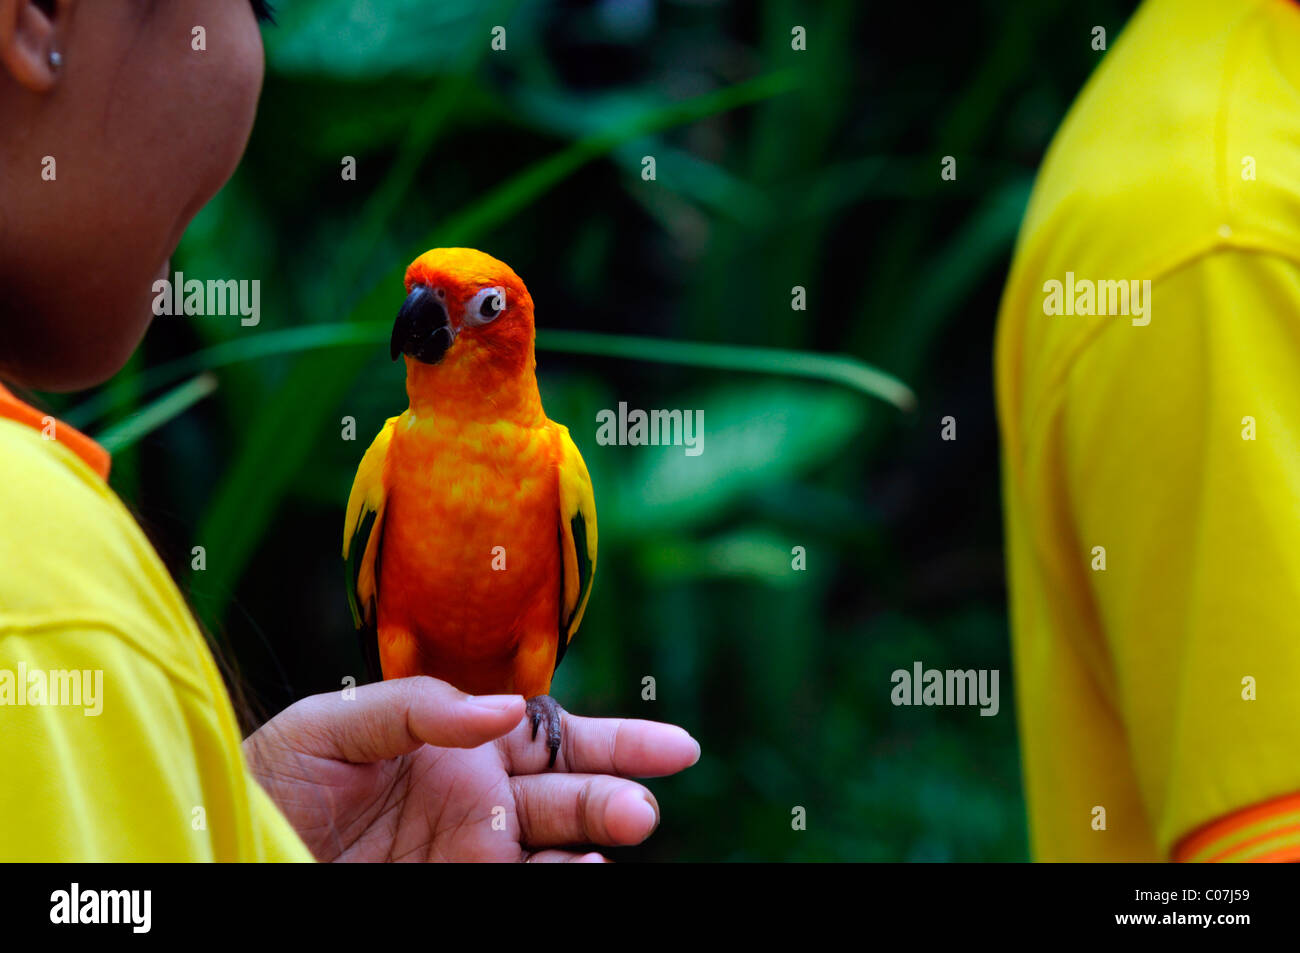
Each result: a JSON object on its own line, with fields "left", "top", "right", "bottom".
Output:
{"left": 997, "top": 0, "right": 1300, "bottom": 862}
{"left": 0, "top": 387, "right": 312, "bottom": 861}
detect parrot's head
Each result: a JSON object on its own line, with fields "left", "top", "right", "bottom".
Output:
{"left": 391, "top": 247, "right": 537, "bottom": 400}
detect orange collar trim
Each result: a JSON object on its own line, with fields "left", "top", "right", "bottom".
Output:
{"left": 0, "top": 383, "right": 111, "bottom": 481}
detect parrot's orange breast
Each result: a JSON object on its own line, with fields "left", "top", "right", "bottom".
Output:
{"left": 376, "top": 410, "right": 562, "bottom": 695}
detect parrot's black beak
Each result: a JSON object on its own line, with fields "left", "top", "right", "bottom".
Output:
{"left": 391, "top": 284, "right": 454, "bottom": 364}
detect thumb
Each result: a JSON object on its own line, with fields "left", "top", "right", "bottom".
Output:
{"left": 279, "top": 676, "right": 525, "bottom": 763}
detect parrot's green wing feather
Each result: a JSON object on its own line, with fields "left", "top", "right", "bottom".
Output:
{"left": 555, "top": 424, "right": 597, "bottom": 672}
{"left": 343, "top": 416, "right": 398, "bottom": 683}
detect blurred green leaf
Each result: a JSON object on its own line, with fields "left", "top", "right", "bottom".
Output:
{"left": 95, "top": 373, "right": 219, "bottom": 455}
{"left": 881, "top": 178, "right": 1032, "bottom": 376}
{"left": 603, "top": 382, "right": 868, "bottom": 537}
{"left": 637, "top": 528, "right": 804, "bottom": 587}
{"left": 542, "top": 330, "right": 914, "bottom": 410}
{"left": 265, "top": 0, "right": 520, "bottom": 78}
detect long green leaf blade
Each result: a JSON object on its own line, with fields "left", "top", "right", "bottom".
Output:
{"left": 95, "top": 373, "right": 219, "bottom": 455}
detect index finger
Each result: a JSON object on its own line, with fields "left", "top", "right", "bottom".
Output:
{"left": 501, "top": 711, "right": 701, "bottom": 777}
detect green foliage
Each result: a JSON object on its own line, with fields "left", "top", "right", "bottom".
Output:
{"left": 94, "top": 374, "right": 218, "bottom": 456}
{"left": 42, "top": 0, "right": 1145, "bottom": 861}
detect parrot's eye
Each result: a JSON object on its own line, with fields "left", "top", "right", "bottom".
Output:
{"left": 465, "top": 286, "right": 507, "bottom": 326}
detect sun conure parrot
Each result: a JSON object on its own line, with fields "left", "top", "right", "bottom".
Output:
{"left": 343, "top": 247, "right": 597, "bottom": 766}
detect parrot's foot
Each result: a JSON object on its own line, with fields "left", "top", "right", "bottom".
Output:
{"left": 526, "top": 695, "right": 564, "bottom": 769}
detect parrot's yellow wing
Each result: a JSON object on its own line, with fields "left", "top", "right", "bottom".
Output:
{"left": 555, "top": 424, "right": 597, "bottom": 671}
{"left": 343, "top": 415, "right": 397, "bottom": 682}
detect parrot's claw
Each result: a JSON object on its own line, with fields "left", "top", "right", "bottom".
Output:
{"left": 526, "top": 695, "right": 564, "bottom": 769}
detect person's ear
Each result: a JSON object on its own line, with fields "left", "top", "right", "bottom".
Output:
{"left": 0, "top": 0, "right": 71, "bottom": 94}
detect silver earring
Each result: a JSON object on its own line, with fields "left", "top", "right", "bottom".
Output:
{"left": 49, "top": 50, "right": 62, "bottom": 70}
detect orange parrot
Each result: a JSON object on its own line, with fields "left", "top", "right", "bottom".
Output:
{"left": 343, "top": 248, "right": 597, "bottom": 765}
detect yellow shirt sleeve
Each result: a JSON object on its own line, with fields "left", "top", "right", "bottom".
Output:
{"left": 1060, "top": 249, "right": 1300, "bottom": 858}
{"left": 0, "top": 419, "right": 312, "bottom": 862}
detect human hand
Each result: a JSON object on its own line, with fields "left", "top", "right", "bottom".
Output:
{"left": 242, "top": 676, "right": 701, "bottom": 862}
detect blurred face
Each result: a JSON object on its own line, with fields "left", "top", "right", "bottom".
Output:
{"left": 0, "top": 0, "right": 265, "bottom": 390}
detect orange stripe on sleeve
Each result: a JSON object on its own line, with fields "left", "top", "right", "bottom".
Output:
{"left": 1174, "top": 791, "right": 1300, "bottom": 863}
{"left": 1244, "top": 843, "right": 1300, "bottom": 863}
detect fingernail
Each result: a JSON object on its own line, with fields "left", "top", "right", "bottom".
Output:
{"left": 669, "top": 726, "right": 702, "bottom": 765}
{"left": 470, "top": 694, "right": 523, "bottom": 711}
{"left": 635, "top": 795, "right": 659, "bottom": 835}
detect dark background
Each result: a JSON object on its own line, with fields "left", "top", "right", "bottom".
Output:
{"left": 41, "top": 0, "right": 1142, "bottom": 861}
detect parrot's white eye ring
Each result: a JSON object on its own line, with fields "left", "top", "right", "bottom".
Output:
{"left": 465, "top": 286, "right": 506, "bottom": 326}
